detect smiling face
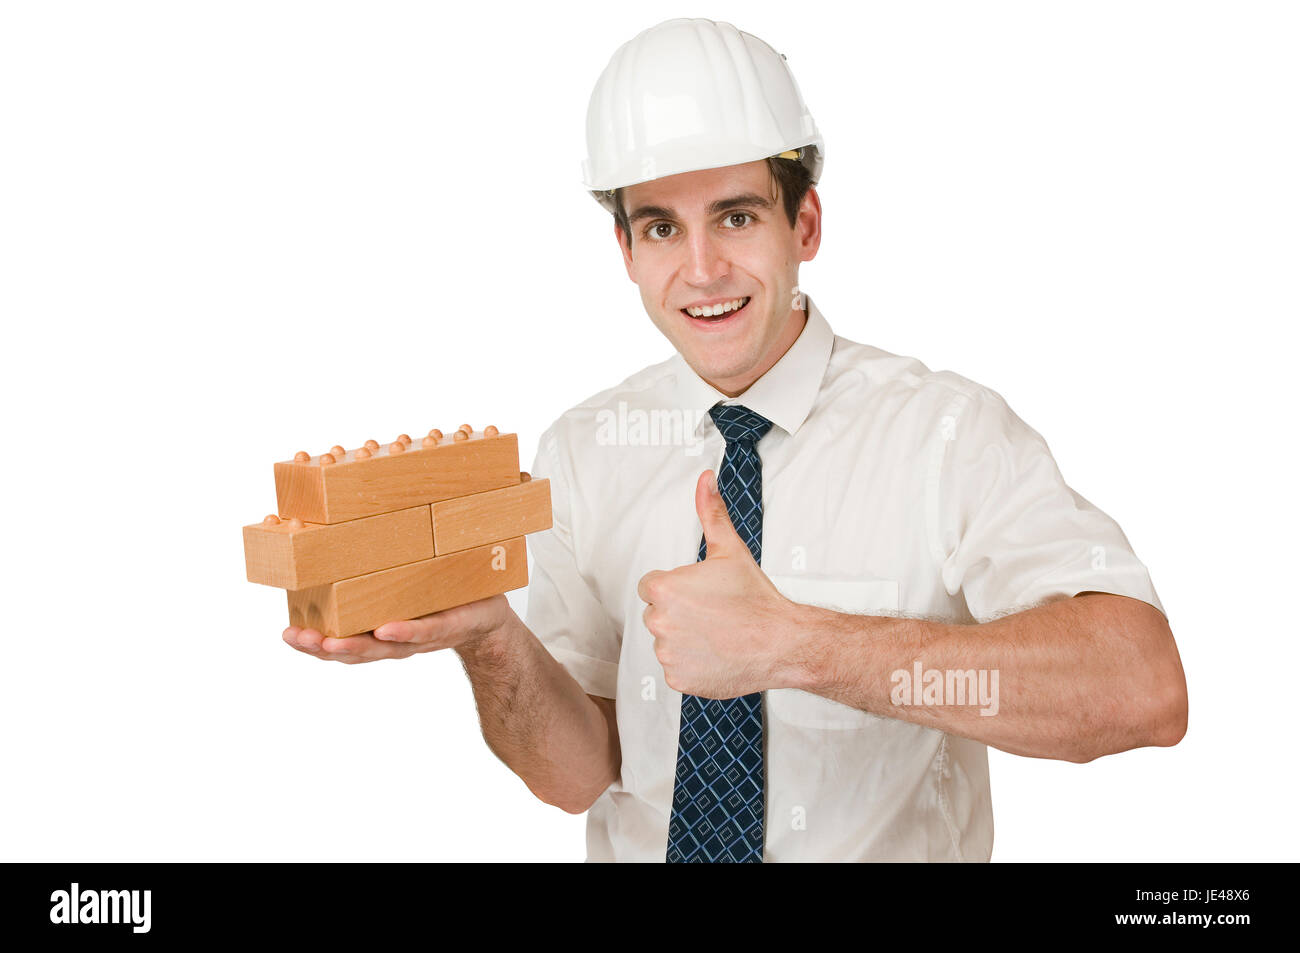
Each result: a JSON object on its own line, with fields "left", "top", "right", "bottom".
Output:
{"left": 616, "top": 160, "right": 822, "bottom": 397}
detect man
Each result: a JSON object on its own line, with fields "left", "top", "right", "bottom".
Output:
{"left": 283, "top": 18, "right": 1187, "bottom": 862}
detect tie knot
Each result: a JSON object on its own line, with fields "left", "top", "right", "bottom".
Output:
{"left": 709, "top": 403, "right": 774, "bottom": 446}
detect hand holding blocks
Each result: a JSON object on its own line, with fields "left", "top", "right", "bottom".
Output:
{"left": 243, "top": 426, "right": 552, "bottom": 637}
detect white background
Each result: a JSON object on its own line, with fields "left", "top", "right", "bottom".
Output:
{"left": 2, "top": 0, "right": 1296, "bottom": 861}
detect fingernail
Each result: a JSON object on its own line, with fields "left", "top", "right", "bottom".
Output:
{"left": 374, "top": 626, "right": 391, "bottom": 640}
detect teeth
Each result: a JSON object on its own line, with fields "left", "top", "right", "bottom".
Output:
{"left": 686, "top": 296, "right": 749, "bottom": 317}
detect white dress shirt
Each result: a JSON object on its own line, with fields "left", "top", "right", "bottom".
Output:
{"left": 525, "top": 294, "right": 1165, "bottom": 862}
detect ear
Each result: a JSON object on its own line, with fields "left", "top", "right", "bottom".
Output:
{"left": 616, "top": 221, "right": 635, "bottom": 276}
{"left": 797, "top": 186, "right": 822, "bottom": 262}
{"left": 695, "top": 469, "right": 750, "bottom": 560}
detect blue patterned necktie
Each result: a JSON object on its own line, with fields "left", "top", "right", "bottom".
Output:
{"left": 666, "top": 403, "right": 774, "bottom": 863}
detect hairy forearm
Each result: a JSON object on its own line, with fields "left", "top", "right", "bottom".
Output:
{"left": 455, "top": 614, "right": 619, "bottom": 812}
{"left": 785, "top": 592, "right": 1187, "bottom": 762}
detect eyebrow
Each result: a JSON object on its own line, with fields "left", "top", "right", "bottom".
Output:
{"left": 626, "top": 192, "right": 775, "bottom": 227}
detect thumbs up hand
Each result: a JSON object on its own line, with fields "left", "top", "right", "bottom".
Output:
{"left": 636, "top": 469, "right": 803, "bottom": 699}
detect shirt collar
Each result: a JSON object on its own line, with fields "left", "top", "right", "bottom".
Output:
{"left": 671, "top": 293, "right": 834, "bottom": 437}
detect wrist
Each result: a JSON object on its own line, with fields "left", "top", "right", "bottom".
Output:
{"left": 773, "top": 600, "right": 841, "bottom": 693}
{"left": 453, "top": 598, "right": 518, "bottom": 661}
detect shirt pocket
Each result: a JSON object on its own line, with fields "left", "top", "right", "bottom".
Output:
{"left": 764, "top": 575, "right": 900, "bottom": 731}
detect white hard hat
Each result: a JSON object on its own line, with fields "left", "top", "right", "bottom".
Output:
{"left": 581, "top": 18, "right": 824, "bottom": 214}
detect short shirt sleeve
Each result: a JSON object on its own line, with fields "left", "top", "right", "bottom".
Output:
{"left": 935, "top": 386, "right": 1166, "bottom": 624}
{"left": 524, "top": 425, "right": 621, "bottom": 698}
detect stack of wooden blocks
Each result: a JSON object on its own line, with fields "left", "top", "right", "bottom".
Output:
{"left": 243, "top": 425, "right": 552, "bottom": 638}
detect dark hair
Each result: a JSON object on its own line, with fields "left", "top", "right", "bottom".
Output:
{"left": 610, "top": 153, "right": 815, "bottom": 252}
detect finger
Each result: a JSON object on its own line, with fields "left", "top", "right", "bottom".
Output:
{"left": 318, "top": 633, "right": 419, "bottom": 662}
{"left": 284, "top": 627, "right": 326, "bottom": 654}
{"left": 695, "top": 469, "right": 749, "bottom": 560}
{"left": 373, "top": 610, "right": 453, "bottom": 644}
{"left": 637, "top": 569, "right": 666, "bottom": 604}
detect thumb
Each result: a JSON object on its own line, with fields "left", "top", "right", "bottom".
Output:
{"left": 696, "top": 469, "right": 750, "bottom": 560}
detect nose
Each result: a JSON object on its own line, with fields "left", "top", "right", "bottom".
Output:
{"left": 682, "top": 227, "right": 731, "bottom": 287}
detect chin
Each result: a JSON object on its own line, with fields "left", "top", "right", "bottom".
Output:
{"left": 688, "top": 350, "right": 753, "bottom": 386}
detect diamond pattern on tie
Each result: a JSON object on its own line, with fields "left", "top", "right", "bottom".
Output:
{"left": 666, "top": 403, "right": 774, "bottom": 863}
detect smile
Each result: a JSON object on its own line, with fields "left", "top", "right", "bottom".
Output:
{"left": 681, "top": 296, "right": 751, "bottom": 324}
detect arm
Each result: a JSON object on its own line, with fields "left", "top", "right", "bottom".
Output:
{"left": 283, "top": 594, "right": 620, "bottom": 813}
{"left": 640, "top": 471, "right": 1187, "bottom": 765}
{"left": 454, "top": 606, "right": 621, "bottom": 813}
{"left": 782, "top": 590, "right": 1187, "bottom": 763}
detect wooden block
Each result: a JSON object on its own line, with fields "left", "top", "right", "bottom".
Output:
{"left": 286, "top": 536, "right": 528, "bottom": 638}
{"left": 274, "top": 431, "right": 520, "bottom": 523}
{"left": 243, "top": 506, "right": 433, "bottom": 590}
{"left": 430, "top": 473, "right": 552, "bottom": 555}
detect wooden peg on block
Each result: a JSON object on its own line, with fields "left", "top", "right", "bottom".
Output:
{"left": 273, "top": 431, "right": 521, "bottom": 523}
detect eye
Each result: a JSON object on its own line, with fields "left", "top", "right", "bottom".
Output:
{"left": 723, "top": 212, "right": 755, "bottom": 229}
{"left": 644, "top": 222, "right": 678, "bottom": 241}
